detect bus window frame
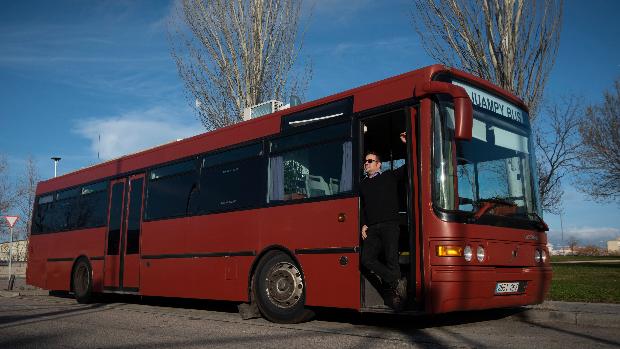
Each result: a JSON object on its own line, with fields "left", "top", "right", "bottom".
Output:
{"left": 429, "top": 95, "right": 543, "bottom": 231}
{"left": 32, "top": 180, "right": 110, "bottom": 235}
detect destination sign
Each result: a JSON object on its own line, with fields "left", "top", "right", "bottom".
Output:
{"left": 453, "top": 80, "right": 527, "bottom": 125}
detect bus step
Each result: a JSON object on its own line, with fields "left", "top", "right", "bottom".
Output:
{"left": 359, "top": 306, "right": 423, "bottom": 315}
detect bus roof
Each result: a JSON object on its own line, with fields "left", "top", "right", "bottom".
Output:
{"left": 36, "top": 64, "right": 526, "bottom": 195}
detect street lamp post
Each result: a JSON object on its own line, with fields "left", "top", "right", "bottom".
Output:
{"left": 51, "top": 157, "right": 61, "bottom": 178}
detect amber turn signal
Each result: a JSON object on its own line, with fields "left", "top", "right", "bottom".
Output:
{"left": 436, "top": 245, "right": 464, "bottom": 257}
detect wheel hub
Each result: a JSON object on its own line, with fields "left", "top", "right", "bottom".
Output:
{"left": 74, "top": 264, "right": 89, "bottom": 295}
{"left": 265, "top": 261, "right": 303, "bottom": 309}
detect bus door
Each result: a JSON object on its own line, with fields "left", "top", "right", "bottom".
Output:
{"left": 104, "top": 179, "right": 126, "bottom": 289}
{"left": 359, "top": 107, "right": 417, "bottom": 309}
{"left": 120, "top": 174, "right": 145, "bottom": 290}
{"left": 104, "top": 174, "right": 145, "bottom": 291}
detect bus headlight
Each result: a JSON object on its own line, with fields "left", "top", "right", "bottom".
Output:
{"left": 476, "top": 246, "right": 485, "bottom": 262}
{"left": 464, "top": 245, "right": 473, "bottom": 262}
{"left": 535, "top": 249, "right": 542, "bottom": 263}
{"left": 541, "top": 249, "right": 547, "bottom": 263}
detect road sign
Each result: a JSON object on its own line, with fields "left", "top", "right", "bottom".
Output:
{"left": 4, "top": 216, "right": 18, "bottom": 228}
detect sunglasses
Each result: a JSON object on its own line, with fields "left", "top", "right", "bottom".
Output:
{"left": 364, "top": 159, "right": 378, "bottom": 164}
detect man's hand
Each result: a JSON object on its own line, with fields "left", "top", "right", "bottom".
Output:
{"left": 361, "top": 225, "right": 368, "bottom": 240}
{"left": 400, "top": 132, "right": 406, "bottom": 143}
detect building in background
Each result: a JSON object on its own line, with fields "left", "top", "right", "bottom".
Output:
{"left": 0, "top": 239, "right": 28, "bottom": 263}
{"left": 608, "top": 237, "right": 620, "bottom": 253}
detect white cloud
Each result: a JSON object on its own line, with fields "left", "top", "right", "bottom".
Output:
{"left": 549, "top": 226, "right": 620, "bottom": 246}
{"left": 562, "top": 226, "right": 620, "bottom": 239}
{"left": 73, "top": 106, "right": 202, "bottom": 160}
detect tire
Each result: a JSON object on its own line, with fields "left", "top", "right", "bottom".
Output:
{"left": 253, "top": 251, "right": 309, "bottom": 323}
{"left": 72, "top": 258, "right": 94, "bottom": 304}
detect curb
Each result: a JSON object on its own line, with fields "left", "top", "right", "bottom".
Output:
{"left": 513, "top": 301, "right": 620, "bottom": 329}
{"left": 0, "top": 289, "right": 49, "bottom": 297}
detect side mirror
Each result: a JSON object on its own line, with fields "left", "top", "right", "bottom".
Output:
{"left": 414, "top": 81, "right": 473, "bottom": 140}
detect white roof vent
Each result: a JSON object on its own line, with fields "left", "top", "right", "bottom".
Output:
{"left": 242, "top": 100, "right": 285, "bottom": 121}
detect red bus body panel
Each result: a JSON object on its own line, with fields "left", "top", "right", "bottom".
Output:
{"left": 27, "top": 65, "right": 550, "bottom": 314}
{"left": 139, "top": 198, "right": 359, "bottom": 308}
{"left": 27, "top": 228, "right": 107, "bottom": 291}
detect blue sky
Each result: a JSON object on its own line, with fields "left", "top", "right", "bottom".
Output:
{"left": 1, "top": 0, "right": 618, "bottom": 247}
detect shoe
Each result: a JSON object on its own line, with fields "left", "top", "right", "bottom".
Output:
{"left": 393, "top": 277, "right": 407, "bottom": 301}
{"left": 388, "top": 294, "right": 404, "bottom": 312}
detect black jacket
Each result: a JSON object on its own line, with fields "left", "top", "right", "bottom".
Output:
{"left": 360, "top": 166, "right": 406, "bottom": 226}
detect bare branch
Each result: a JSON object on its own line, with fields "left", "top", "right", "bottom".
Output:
{"left": 170, "top": 0, "right": 309, "bottom": 130}
{"left": 412, "top": 0, "right": 563, "bottom": 118}
{"left": 534, "top": 97, "right": 582, "bottom": 214}
{"left": 15, "top": 156, "right": 40, "bottom": 241}
{"left": 575, "top": 78, "right": 620, "bottom": 202}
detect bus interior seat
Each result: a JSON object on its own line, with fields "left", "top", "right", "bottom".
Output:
{"left": 328, "top": 178, "right": 340, "bottom": 194}
{"left": 306, "top": 175, "right": 331, "bottom": 197}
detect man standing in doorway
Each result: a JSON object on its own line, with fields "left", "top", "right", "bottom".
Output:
{"left": 360, "top": 132, "right": 407, "bottom": 310}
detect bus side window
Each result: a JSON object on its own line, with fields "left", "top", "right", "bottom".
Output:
{"left": 268, "top": 140, "right": 352, "bottom": 202}
{"left": 197, "top": 142, "right": 265, "bottom": 213}
{"left": 199, "top": 156, "right": 266, "bottom": 213}
{"left": 146, "top": 160, "right": 197, "bottom": 220}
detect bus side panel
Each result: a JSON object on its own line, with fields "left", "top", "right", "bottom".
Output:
{"left": 91, "top": 259, "right": 105, "bottom": 292}
{"left": 140, "top": 214, "right": 259, "bottom": 301}
{"left": 139, "top": 256, "right": 253, "bottom": 301}
{"left": 139, "top": 197, "right": 360, "bottom": 309}
{"left": 41, "top": 228, "right": 107, "bottom": 291}
{"left": 26, "top": 235, "right": 48, "bottom": 289}
{"left": 46, "top": 261, "right": 72, "bottom": 291}
{"left": 258, "top": 198, "right": 360, "bottom": 309}
{"left": 297, "top": 253, "right": 360, "bottom": 309}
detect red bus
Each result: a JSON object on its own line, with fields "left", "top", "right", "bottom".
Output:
{"left": 27, "top": 65, "right": 551, "bottom": 323}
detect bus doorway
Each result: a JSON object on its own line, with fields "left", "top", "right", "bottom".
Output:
{"left": 359, "top": 108, "right": 416, "bottom": 311}
{"left": 103, "top": 174, "right": 145, "bottom": 291}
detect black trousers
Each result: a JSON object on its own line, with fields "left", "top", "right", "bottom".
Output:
{"left": 361, "top": 221, "right": 400, "bottom": 286}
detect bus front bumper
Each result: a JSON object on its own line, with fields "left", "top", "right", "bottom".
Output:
{"left": 428, "top": 266, "right": 552, "bottom": 314}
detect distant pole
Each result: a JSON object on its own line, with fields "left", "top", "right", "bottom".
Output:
{"left": 560, "top": 212, "right": 564, "bottom": 243}
{"left": 8, "top": 225, "right": 13, "bottom": 280}
{"left": 51, "top": 157, "right": 61, "bottom": 178}
{"left": 3, "top": 216, "right": 18, "bottom": 286}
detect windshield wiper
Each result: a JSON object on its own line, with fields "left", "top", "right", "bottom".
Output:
{"left": 472, "top": 197, "right": 516, "bottom": 220}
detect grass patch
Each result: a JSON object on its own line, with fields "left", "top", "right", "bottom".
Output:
{"left": 547, "top": 262, "right": 620, "bottom": 303}
{"left": 551, "top": 255, "right": 620, "bottom": 262}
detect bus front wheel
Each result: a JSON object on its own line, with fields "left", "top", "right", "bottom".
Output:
{"left": 72, "top": 258, "right": 93, "bottom": 304}
{"left": 253, "top": 251, "right": 309, "bottom": 323}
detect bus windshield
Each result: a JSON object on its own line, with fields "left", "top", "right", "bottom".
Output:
{"left": 432, "top": 90, "right": 542, "bottom": 228}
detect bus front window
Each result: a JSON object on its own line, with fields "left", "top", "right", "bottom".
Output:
{"left": 432, "top": 96, "right": 542, "bottom": 227}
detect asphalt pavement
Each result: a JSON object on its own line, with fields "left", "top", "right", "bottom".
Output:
{"left": 1, "top": 277, "right": 618, "bottom": 330}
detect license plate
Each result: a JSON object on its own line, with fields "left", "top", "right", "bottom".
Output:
{"left": 495, "top": 282, "right": 522, "bottom": 294}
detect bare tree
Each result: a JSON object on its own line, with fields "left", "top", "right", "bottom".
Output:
{"left": 0, "top": 155, "right": 18, "bottom": 256}
{"left": 534, "top": 97, "right": 582, "bottom": 214}
{"left": 412, "top": 0, "right": 563, "bottom": 117}
{"left": 15, "top": 156, "right": 40, "bottom": 241}
{"left": 575, "top": 78, "right": 620, "bottom": 202}
{"left": 567, "top": 236, "right": 578, "bottom": 255}
{"left": 170, "top": 0, "right": 311, "bottom": 130}
{"left": 0, "top": 155, "right": 11, "bottom": 216}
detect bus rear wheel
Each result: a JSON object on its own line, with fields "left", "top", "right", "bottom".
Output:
{"left": 72, "top": 258, "right": 93, "bottom": 304}
{"left": 253, "top": 251, "right": 308, "bottom": 323}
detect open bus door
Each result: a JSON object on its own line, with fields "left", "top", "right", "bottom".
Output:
{"left": 104, "top": 174, "right": 145, "bottom": 291}
{"left": 359, "top": 106, "right": 419, "bottom": 312}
